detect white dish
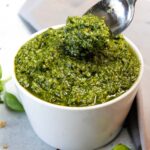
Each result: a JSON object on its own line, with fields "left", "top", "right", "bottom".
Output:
{"left": 12, "top": 25, "right": 144, "bottom": 150}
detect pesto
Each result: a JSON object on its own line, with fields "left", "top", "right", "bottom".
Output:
{"left": 15, "top": 15, "right": 140, "bottom": 107}
{"left": 60, "top": 15, "right": 110, "bottom": 58}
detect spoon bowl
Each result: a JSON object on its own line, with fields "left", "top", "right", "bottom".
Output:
{"left": 85, "top": 0, "right": 136, "bottom": 35}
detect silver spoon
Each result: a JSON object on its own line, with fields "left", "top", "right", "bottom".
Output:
{"left": 84, "top": 0, "right": 136, "bottom": 35}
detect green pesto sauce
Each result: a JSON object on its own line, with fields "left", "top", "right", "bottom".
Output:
{"left": 15, "top": 15, "right": 140, "bottom": 107}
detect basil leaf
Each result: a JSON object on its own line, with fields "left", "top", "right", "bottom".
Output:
{"left": 4, "top": 92, "right": 24, "bottom": 112}
{"left": 0, "top": 92, "right": 4, "bottom": 103}
{"left": 0, "top": 80, "right": 4, "bottom": 92}
{"left": 0, "top": 65, "right": 2, "bottom": 79}
{"left": 0, "top": 99, "right": 3, "bottom": 103}
{"left": 112, "top": 144, "right": 131, "bottom": 150}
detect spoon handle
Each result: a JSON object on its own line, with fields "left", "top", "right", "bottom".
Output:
{"left": 129, "top": 0, "right": 137, "bottom": 5}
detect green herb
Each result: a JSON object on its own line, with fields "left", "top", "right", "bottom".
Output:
{"left": 0, "top": 65, "right": 24, "bottom": 111}
{"left": 0, "top": 80, "right": 4, "bottom": 92}
{"left": 4, "top": 92, "right": 24, "bottom": 112}
{"left": 0, "top": 65, "right": 2, "bottom": 79}
{"left": 0, "top": 65, "right": 4, "bottom": 103}
{"left": 0, "top": 98, "right": 3, "bottom": 103}
{"left": 15, "top": 14, "right": 140, "bottom": 107}
{"left": 112, "top": 144, "right": 131, "bottom": 150}
{"left": 0, "top": 65, "right": 3, "bottom": 92}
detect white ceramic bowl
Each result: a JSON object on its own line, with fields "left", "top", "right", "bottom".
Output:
{"left": 13, "top": 26, "right": 144, "bottom": 150}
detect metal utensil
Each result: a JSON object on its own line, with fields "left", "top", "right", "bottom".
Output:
{"left": 84, "top": 0, "right": 136, "bottom": 35}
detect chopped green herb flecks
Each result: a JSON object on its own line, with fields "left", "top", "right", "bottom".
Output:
{"left": 60, "top": 15, "right": 110, "bottom": 58}
{"left": 15, "top": 14, "right": 140, "bottom": 107}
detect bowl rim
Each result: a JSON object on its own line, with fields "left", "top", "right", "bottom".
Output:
{"left": 12, "top": 25, "right": 144, "bottom": 111}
